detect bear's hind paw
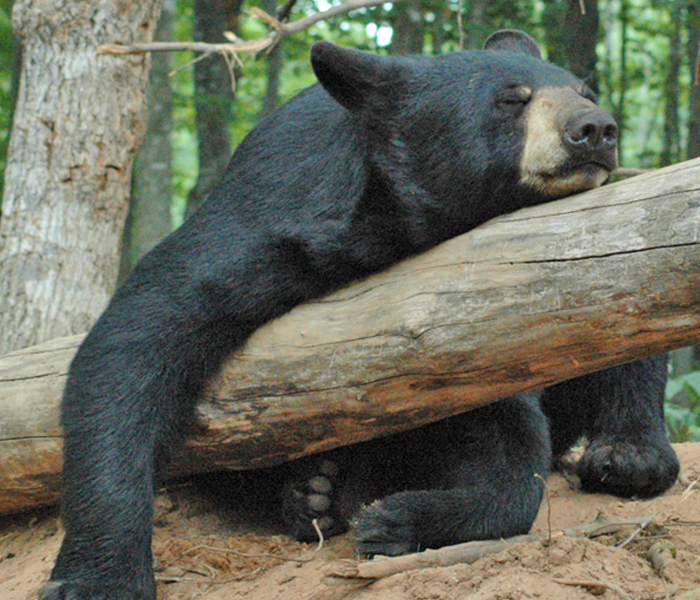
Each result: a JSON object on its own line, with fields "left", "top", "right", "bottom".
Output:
{"left": 282, "top": 460, "right": 347, "bottom": 542}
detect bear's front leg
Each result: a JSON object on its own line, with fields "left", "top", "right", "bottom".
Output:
{"left": 542, "top": 355, "right": 679, "bottom": 499}
{"left": 43, "top": 224, "right": 325, "bottom": 600}
{"left": 41, "top": 288, "right": 205, "bottom": 600}
{"left": 354, "top": 395, "right": 551, "bottom": 556}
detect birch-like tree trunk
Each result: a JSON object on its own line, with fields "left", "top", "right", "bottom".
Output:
{"left": 0, "top": 0, "right": 161, "bottom": 355}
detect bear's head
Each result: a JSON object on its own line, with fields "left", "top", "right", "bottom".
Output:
{"left": 310, "top": 30, "right": 617, "bottom": 231}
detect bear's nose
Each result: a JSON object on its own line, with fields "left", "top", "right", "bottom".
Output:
{"left": 564, "top": 110, "right": 618, "bottom": 153}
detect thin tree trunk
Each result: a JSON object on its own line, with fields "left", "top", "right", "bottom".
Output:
{"left": 431, "top": 4, "right": 445, "bottom": 55}
{"left": 123, "top": 0, "right": 176, "bottom": 276}
{"left": 687, "top": 0, "right": 700, "bottom": 159}
{"left": 564, "top": 0, "right": 599, "bottom": 95}
{"left": 390, "top": 0, "right": 424, "bottom": 55}
{"left": 184, "top": 0, "right": 243, "bottom": 220}
{"left": 258, "top": 0, "right": 284, "bottom": 121}
{"left": 0, "top": 0, "right": 161, "bottom": 355}
{"left": 662, "top": 0, "right": 683, "bottom": 166}
{"left": 616, "top": 0, "right": 629, "bottom": 164}
{"left": 463, "top": 0, "right": 489, "bottom": 50}
{"left": 541, "top": 1, "right": 567, "bottom": 69}
{"left": 684, "top": 0, "right": 700, "bottom": 371}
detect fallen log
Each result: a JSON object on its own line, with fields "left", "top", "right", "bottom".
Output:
{"left": 1, "top": 158, "right": 700, "bottom": 514}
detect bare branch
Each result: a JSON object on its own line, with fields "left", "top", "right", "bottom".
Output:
{"left": 283, "top": 0, "right": 390, "bottom": 36}
{"left": 97, "top": 0, "right": 393, "bottom": 58}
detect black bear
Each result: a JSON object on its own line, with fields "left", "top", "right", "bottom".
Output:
{"left": 282, "top": 359, "right": 676, "bottom": 556}
{"left": 41, "top": 30, "right": 678, "bottom": 600}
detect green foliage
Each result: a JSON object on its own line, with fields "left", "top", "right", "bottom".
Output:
{"left": 0, "top": 0, "right": 14, "bottom": 204}
{"left": 597, "top": 0, "right": 693, "bottom": 167}
{"left": 665, "top": 371, "right": 700, "bottom": 442}
{"left": 170, "top": 0, "right": 198, "bottom": 226}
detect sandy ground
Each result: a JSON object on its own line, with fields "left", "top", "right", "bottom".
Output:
{"left": 2, "top": 443, "right": 699, "bottom": 600}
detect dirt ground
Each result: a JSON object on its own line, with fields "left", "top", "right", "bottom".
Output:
{"left": 2, "top": 443, "right": 699, "bottom": 600}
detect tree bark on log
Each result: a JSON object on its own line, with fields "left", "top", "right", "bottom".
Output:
{"left": 2, "top": 158, "right": 700, "bottom": 515}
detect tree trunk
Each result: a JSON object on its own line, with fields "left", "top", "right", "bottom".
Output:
{"left": 464, "top": 0, "right": 489, "bottom": 50}
{"left": 687, "top": 0, "right": 700, "bottom": 159}
{"left": 431, "top": 4, "right": 445, "bottom": 56}
{"left": 541, "top": 0, "right": 567, "bottom": 69}
{"left": 563, "top": 0, "right": 599, "bottom": 95}
{"left": 615, "top": 0, "right": 629, "bottom": 164}
{"left": 390, "top": 0, "right": 424, "bottom": 55}
{"left": 1, "top": 158, "right": 700, "bottom": 514}
{"left": 0, "top": 0, "right": 161, "bottom": 355}
{"left": 184, "top": 0, "right": 243, "bottom": 219}
{"left": 258, "top": 0, "right": 284, "bottom": 121}
{"left": 662, "top": 0, "right": 682, "bottom": 167}
{"left": 123, "top": 0, "right": 176, "bottom": 276}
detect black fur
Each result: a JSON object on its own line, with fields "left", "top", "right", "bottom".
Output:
{"left": 282, "top": 356, "right": 678, "bottom": 556}
{"left": 287, "top": 394, "right": 552, "bottom": 556}
{"left": 43, "top": 31, "right": 678, "bottom": 600}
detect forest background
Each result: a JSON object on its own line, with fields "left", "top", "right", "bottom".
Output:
{"left": 0, "top": 0, "right": 699, "bottom": 441}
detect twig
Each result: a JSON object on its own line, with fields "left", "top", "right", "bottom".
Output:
{"left": 331, "top": 515, "right": 656, "bottom": 580}
{"left": 457, "top": 0, "right": 465, "bottom": 50}
{"left": 168, "top": 50, "right": 215, "bottom": 77}
{"left": 680, "top": 476, "right": 699, "bottom": 502}
{"left": 156, "top": 575, "right": 217, "bottom": 584}
{"left": 156, "top": 566, "right": 264, "bottom": 585}
{"left": 535, "top": 473, "right": 551, "bottom": 544}
{"left": 616, "top": 513, "right": 657, "bottom": 548}
{"left": 97, "top": 0, "right": 391, "bottom": 58}
{"left": 98, "top": 0, "right": 391, "bottom": 92}
{"left": 554, "top": 579, "right": 633, "bottom": 600}
{"left": 248, "top": 7, "right": 285, "bottom": 34}
{"left": 277, "top": 0, "right": 298, "bottom": 22}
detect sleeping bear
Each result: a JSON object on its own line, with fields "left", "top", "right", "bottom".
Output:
{"left": 42, "top": 30, "right": 678, "bottom": 600}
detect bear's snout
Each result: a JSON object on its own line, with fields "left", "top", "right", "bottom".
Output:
{"left": 564, "top": 108, "right": 618, "bottom": 166}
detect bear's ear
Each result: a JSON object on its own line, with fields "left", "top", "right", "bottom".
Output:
{"left": 484, "top": 30, "right": 542, "bottom": 59}
{"left": 311, "top": 41, "right": 403, "bottom": 111}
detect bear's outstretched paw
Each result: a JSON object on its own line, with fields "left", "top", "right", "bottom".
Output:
{"left": 578, "top": 435, "right": 680, "bottom": 499}
{"left": 38, "top": 580, "right": 153, "bottom": 600}
{"left": 282, "top": 460, "right": 347, "bottom": 542}
{"left": 353, "top": 497, "right": 418, "bottom": 557}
